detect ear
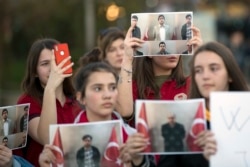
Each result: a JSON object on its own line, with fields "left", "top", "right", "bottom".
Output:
{"left": 228, "top": 77, "right": 233, "bottom": 83}
{"left": 76, "top": 92, "right": 85, "bottom": 105}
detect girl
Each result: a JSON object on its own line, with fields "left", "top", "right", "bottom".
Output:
{"left": 189, "top": 41, "right": 249, "bottom": 160}
{"left": 37, "top": 54, "right": 153, "bottom": 167}
{"left": 98, "top": 27, "right": 125, "bottom": 74}
{"left": 15, "top": 38, "right": 81, "bottom": 166}
{"left": 116, "top": 26, "right": 203, "bottom": 127}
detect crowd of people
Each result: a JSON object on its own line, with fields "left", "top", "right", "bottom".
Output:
{"left": 0, "top": 13, "right": 249, "bottom": 167}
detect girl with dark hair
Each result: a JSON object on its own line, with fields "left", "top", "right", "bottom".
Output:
{"left": 39, "top": 48, "right": 154, "bottom": 167}
{"left": 116, "top": 26, "right": 202, "bottom": 127}
{"left": 189, "top": 41, "right": 249, "bottom": 160}
{"left": 15, "top": 38, "right": 81, "bottom": 166}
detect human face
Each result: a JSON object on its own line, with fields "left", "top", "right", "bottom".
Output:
{"left": 194, "top": 51, "right": 231, "bottom": 99}
{"left": 158, "top": 16, "right": 165, "bottom": 25}
{"left": 2, "top": 139, "right": 8, "bottom": 146}
{"left": 83, "top": 138, "right": 92, "bottom": 148}
{"left": 131, "top": 18, "right": 138, "bottom": 27}
{"left": 151, "top": 55, "right": 180, "bottom": 76}
{"left": 105, "top": 38, "right": 124, "bottom": 72}
{"left": 159, "top": 44, "right": 166, "bottom": 52}
{"left": 168, "top": 116, "right": 176, "bottom": 125}
{"left": 36, "top": 49, "right": 52, "bottom": 88}
{"left": 2, "top": 110, "right": 7, "bottom": 120}
{"left": 80, "top": 71, "right": 118, "bottom": 121}
{"left": 186, "top": 16, "right": 192, "bottom": 24}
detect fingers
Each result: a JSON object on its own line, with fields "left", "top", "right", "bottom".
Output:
{"left": 0, "top": 145, "right": 12, "bottom": 166}
{"left": 39, "top": 144, "right": 56, "bottom": 165}
{"left": 189, "top": 26, "right": 203, "bottom": 50}
{"left": 125, "top": 26, "right": 134, "bottom": 39}
{"left": 191, "top": 26, "right": 202, "bottom": 38}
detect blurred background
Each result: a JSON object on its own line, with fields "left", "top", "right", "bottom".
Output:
{"left": 0, "top": 0, "right": 250, "bottom": 105}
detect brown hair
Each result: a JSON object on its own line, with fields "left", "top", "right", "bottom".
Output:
{"left": 21, "top": 38, "right": 75, "bottom": 104}
{"left": 133, "top": 56, "right": 187, "bottom": 99}
{"left": 189, "top": 41, "right": 249, "bottom": 99}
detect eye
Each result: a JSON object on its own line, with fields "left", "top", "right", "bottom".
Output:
{"left": 94, "top": 87, "right": 101, "bottom": 92}
{"left": 110, "top": 85, "right": 117, "bottom": 91}
{"left": 210, "top": 66, "right": 219, "bottom": 72}
{"left": 194, "top": 68, "right": 202, "bottom": 74}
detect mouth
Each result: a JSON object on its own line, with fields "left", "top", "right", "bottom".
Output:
{"left": 102, "top": 102, "right": 113, "bottom": 108}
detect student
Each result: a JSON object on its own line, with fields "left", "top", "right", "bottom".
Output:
{"left": 14, "top": 38, "right": 81, "bottom": 166}
{"left": 189, "top": 41, "right": 249, "bottom": 160}
{"left": 115, "top": 26, "right": 206, "bottom": 167}
{"left": 37, "top": 49, "right": 154, "bottom": 166}
{"left": 116, "top": 26, "right": 202, "bottom": 127}
{"left": 98, "top": 27, "right": 125, "bottom": 74}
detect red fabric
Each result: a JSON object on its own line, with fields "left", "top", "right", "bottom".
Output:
{"left": 101, "top": 126, "right": 122, "bottom": 167}
{"left": 136, "top": 102, "right": 151, "bottom": 152}
{"left": 128, "top": 77, "right": 190, "bottom": 127}
{"left": 186, "top": 102, "right": 206, "bottom": 151}
{"left": 13, "top": 94, "right": 81, "bottom": 167}
{"left": 52, "top": 127, "right": 64, "bottom": 167}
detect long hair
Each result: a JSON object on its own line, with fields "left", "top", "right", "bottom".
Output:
{"left": 21, "top": 38, "right": 75, "bottom": 104}
{"left": 189, "top": 41, "right": 249, "bottom": 99}
{"left": 133, "top": 56, "right": 186, "bottom": 99}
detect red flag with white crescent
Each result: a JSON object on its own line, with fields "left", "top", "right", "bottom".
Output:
{"left": 52, "top": 127, "right": 64, "bottom": 167}
{"left": 136, "top": 102, "right": 151, "bottom": 152}
{"left": 186, "top": 102, "right": 206, "bottom": 151}
{"left": 101, "top": 126, "right": 122, "bottom": 167}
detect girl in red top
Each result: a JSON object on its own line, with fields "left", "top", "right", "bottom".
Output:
{"left": 14, "top": 38, "right": 81, "bottom": 166}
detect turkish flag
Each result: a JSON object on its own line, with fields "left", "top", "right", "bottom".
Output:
{"left": 101, "top": 126, "right": 122, "bottom": 167}
{"left": 186, "top": 102, "right": 206, "bottom": 151}
{"left": 52, "top": 127, "right": 64, "bottom": 167}
{"left": 136, "top": 102, "right": 151, "bottom": 152}
{"left": 143, "top": 27, "right": 149, "bottom": 41}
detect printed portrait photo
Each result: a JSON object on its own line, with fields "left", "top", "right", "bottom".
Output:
{"left": 131, "top": 12, "right": 193, "bottom": 56}
{"left": 135, "top": 99, "right": 207, "bottom": 155}
{"left": 0, "top": 103, "right": 29, "bottom": 150}
{"left": 49, "top": 120, "right": 123, "bottom": 167}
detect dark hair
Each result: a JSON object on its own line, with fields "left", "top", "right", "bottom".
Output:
{"left": 131, "top": 15, "right": 138, "bottom": 20}
{"left": 78, "top": 47, "right": 103, "bottom": 67}
{"left": 98, "top": 27, "right": 125, "bottom": 60}
{"left": 186, "top": 14, "right": 192, "bottom": 18}
{"left": 82, "top": 134, "right": 92, "bottom": 140}
{"left": 74, "top": 62, "right": 118, "bottom": 98}
{"left": 2, "top": 108, "right": 8, "bottom": 115}
{"left": 24, "top": 105, "right": 29, "bottom": 111}
{"left": 189, "top": 41, "right": 249, "bottom": 99}
{"left": 21, "top": 38, "right": 75, "bottom": 105}
{"left": 159, "top": 41, "right": 166, "bottom": 47}
{"left": 133, "top": 56, "right": 186, "bottom": 99}
{"left": 2, "top": 136, "right": 8, "bottom": 141}
{"left": 158, "top": 14, "right": 165, "bottom": 20}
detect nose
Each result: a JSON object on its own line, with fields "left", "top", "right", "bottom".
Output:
{"left": 201, "top": 68, "right": 211, "bottom": 80}
{"left": 102, "top": 88, "right": 112, "bottom": 99}
{"left": 116, "top": 48, "right": 124, "bottom": 57}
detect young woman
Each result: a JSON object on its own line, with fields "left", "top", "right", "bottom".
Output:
{"left": 14, "top": 38, "right": 81, "bottom": 166}
{"left": 98, "top": 27, "right": 125, "bottom": 74}
{"left": 116, "top": 26, "right": 203, "bottom": 127}
{"left": 37, "top": 52, "right": 154, "bottom": 166}
{"left": 189, "top": 41, "right": 249, "bottom": 160}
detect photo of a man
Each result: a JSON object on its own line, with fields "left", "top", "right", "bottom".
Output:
{"left": 157, "top": 41, "right": 170, "bottom": 55}
{"left": 0, "top": 109, "right": 14, "bottom": 136}
{"left": 161, "top": 112, "right": 186, "bottom": 152}
{"left": 181, "top": 14, "right": 192, "bottom": 40}
{"left": 76, "top": 134, "right": 101, "bottom": 167}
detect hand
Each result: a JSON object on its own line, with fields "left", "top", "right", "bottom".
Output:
{"left": 123, "top": 26, "right": 144, "bottom": 63}
{"left": 194, "top": 130, "right": 217, "bottom": 160}
{"left": 39, "top": 144, "right": 56, "bottom": 167}
{"left": 46, "top": 52, "right": 73, "bottom": 91}
{"left": 119, "top": 133, "right": 148, "bottom": 164}
{"left": 0, "top": 145, "right": 13, "bottom": 167}
{"left": 188, "top": 26, "right": 203, "bottom": 51}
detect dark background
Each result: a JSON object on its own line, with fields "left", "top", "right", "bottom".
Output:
{"left": 0, "top": 0, "right": 250, "bottom": 105}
